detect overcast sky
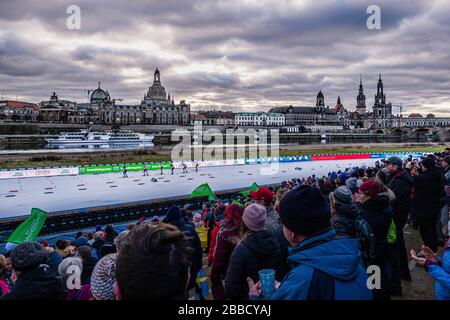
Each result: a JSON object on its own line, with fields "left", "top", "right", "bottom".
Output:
{"left": 0, "top": 0, "right": 449, "bottom": 115}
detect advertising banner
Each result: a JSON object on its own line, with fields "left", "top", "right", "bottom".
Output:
{"left": 0, "top": 167, "right": 79, "bottom": 180}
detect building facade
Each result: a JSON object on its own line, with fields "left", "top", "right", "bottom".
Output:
{"left": 235, "top": 112, "right": 285, "bottom": 126}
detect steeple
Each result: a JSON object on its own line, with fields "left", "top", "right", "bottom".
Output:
{"left": 356, "top": 75, "right": 366, "bottom": 114}
{"left": 154, "top": 67, "right": 161, "bottom": 84}
{"left": 337, "top": 96, "right": 341, "bottom": 104}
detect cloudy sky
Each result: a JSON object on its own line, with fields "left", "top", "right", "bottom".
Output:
{"left": 0, "top": 0, "right": 449, "bottom": 115}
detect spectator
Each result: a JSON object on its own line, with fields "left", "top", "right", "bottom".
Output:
{"left": 412, "top": 157, "right": 446, "bottom": 252}
{"left": 92, "top": 231, "right": 105, "bottom": 255}
{"left": 99, "top": 242, "right": 117, "bottom": 258}
{"left": 411, "top": 240, "right": 450, "bottom": 300}
{"left": 0, "top": 255, "right": 10, "bottom": 296}
{"left": 164, "top": 206, "right": 203, "bottom": 297}
{"left": 58, "top": 257, "right": 92, "bottom": 300}
{"left": 104, "top": 225, "right": 118, "bottom": 243}
{"left": 0, "top": 242, "right": 64, "bottom": 300}
{"left": 114, "top": 230, "right": 129, "bottom": 253}
{"left": 1, "top": 251, "right": 13, "bottom": 289}
{"left": 210, "top": 204, "right": 244, "bottom": 300}
{"left": 356, "top": 179, "right": 392, "bottom": 300}
{"left": 345, "top": 177, "right": 359, "bottom": 194}
{"left": 76, "top": 246, "right": 98, "bottom": 285}
{"left": 248, "top": 185, "right": 372, "bottom": 300}
{"left": 329, "top": 186, "right": 359, "bottom": 237}
{"left": 250, "top": 187, "right": 280, "bottom": 235}
{"left": 193, "top": 213, "right": 203, "bottom": 228}
{"left": 91, "top": 254, "right": 117, "bottom": 300}
{"left": 224, "top": 204, "right": 283, "bottom": 300}
{"left": 55, "top": 239, "right": 75, "bottom": 258}
{"left": 115, "top": 223, "right": 192, "bottom": 300}
{"left": 382, "top": 156, "right": 414, "bottom": 296}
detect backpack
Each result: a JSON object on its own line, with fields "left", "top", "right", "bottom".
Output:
{"left": 355, "top": 216, "right": 376, "bottom": 267}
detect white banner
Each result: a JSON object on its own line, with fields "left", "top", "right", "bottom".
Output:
{"left": 0, "top": 167, "right": 79, "bottom": 180}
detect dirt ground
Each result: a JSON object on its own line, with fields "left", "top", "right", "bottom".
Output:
{"left": 193, "top": 224, "right": 438, "bottom": 300}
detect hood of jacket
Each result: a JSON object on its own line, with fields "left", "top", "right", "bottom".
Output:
{"left": 288, "top": 229, "right": 362, "bottom": 281}
{"left": 360, "top": 194, "right": 391, "bottom": 214}
{"left": 335, "top": 201, "right": 359, "bottom": 219}
{"left": 241, "top": 230, "right": 282, "bottom": 261}
{"left": 3, "top": 257, "right": 63, "bottom": 300}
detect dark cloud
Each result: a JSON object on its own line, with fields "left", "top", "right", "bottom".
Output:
{"left": 0, "top": 0, "right": 449, "bottom": 115}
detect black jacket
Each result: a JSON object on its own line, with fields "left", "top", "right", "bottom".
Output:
{"left": 359, "top": 195, "right": 392, "bottom": 267}
{"left": 170, "top": 218, "right": 203, "bottom": 290}
{"left": 81, "top": 256, "right": 98, "bottom": 285}
{"left": 0, "top": 256, "right": 64, "bottom": 300}
{"left": 413, "top": 167, "right": 446, "bottom": 218}
{"left": 224, "top": 230, "right": 283, "bottom": 300}
{"left": 332, "top": 202, "right": 359, "bottom": 238}
{"left": 388, "top": 169, "right": 413, "bottom": 222}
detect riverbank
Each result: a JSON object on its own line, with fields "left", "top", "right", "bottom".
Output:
{"left": 0, "top": 142, "right": 446, "bottom": 169}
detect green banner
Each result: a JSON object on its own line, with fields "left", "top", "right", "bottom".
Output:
{"left": 79, "top": 162, "right": 172, "bottom": 174}
{"left": 7, "top": 208, "right": 48, "bottom": 244}
{"left": 239, "top": 182, "right": 260, "bottom": 197}
{"left": 189, "top": 183, "right": 217, "bottom": 201}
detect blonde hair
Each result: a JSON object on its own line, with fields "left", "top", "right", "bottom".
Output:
{"left": 328, "top": 192, "right": 337, "bottom": 215}
{"left": 0, "top": 255, "right": 6, "bottom": 271}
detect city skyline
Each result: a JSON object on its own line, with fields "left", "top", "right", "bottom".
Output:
{"left": 1, "top": 0, "right": 449, "bottom": 115}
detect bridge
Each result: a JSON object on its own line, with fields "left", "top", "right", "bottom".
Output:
{"left": 375, "top": 126, "right": 450, "bottom": 140}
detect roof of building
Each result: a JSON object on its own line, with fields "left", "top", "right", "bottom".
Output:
{"left": 408, "top": 113, "right": 423, "bottom": 118}
{"left": 0, "top": 100, "right": 39, "bottom": 109}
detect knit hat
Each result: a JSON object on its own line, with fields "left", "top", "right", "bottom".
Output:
{"left": 279, "top": 185, "right": 331, "bottom": 236}
{"left": 91, "top": 253, "right": 117, "bottom": 300}
{"left": 11, "top": 242, "right": 47, "bottom": 271}
{"left": 99, "top": 242, "right": 117, "bottom": 258}
{"left": 345, "top": 177, "right": 358, "bottom": 193}
{"left": 75, "top": 236, "right": 89, "bottom": 248}
{"left": 250, "top": 187, "right": 275, "bottom": 203}
{"left": 242, "top": 204, "right": 266, "bottom": 232}
{"left": 334, "top": 186, "right": 353, "bottom": 204}
{"left": 359, "top": 180, "right": 380, "bottom": 198}
{"left": 164, "top": 206, "right": 181, "bottom": 223}
{"left": 338, "top": 172, "right": 348, "bottom": 182}
{"left": 420, "top": 157, "right": 435, "bottom": 169}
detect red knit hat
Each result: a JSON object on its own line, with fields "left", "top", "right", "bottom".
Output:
{"left": 359, "top": 180, "right": 380, "bottom": 198}
{"left": 250, "top": 187, "right": 275, "bottom": 203}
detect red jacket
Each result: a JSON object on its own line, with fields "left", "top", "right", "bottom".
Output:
{"left": 208, "top": 223, "right": 220, "bottom": 265}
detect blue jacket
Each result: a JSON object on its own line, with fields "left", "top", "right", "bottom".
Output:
{"left": 269, "top": 229, "right": 372, "bottom": 300}
{"left": 426, "top": 241, "right": 450, "bottom": 300}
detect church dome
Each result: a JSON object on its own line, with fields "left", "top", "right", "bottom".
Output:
{"left": 91, "top": 83, "right": 109, "bottom": 103}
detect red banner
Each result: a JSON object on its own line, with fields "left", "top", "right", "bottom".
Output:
{"left": 311, "top": 154, "right": 371, "bottom": 161}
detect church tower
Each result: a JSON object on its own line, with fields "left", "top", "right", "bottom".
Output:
{"left": 356, "top": 75, "right": 366, "bottom": 115}
{"left": 372, "top": 74, "right": 393, "bottom": 128}
{"left": 315, "top": 90, "right": 325, "bottom": 112}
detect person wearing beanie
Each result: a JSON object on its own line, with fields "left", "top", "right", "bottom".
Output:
{"left": 250, "top": 187, "right": 284, "bottom": 247}
{"left": 356, "top": 180, "right": 392, "bottom": 300}
{"left": 329, "top": 186, "right": 359, "bottom": 238}
{"left": 247, "top": 185, "right": 372, "bottom": 300}
{"left": 91, "top": 254, "right": 117, "bottom": 300}
{"left": 413, "top": 156, "right": 446, "bottom": 252}
{"left": 75, "top": 236, "right": 89, "bottom": 249}
{"left": 99, "top": 242, "right": 117, "bottom": 258}
{"left": 345, "top": 177, "right": 359, "bottom": 194}
{"left": 0, "top": 242, "right": 64, "bottom": 300}
{"left": 76, "top": 246, "right": 98, "bottom": 285}
{"left": 164, "top": 206, "right": 203, "bottom": 297}
{"left": 224, "top": 204, "right": 283, "bottom": 300}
